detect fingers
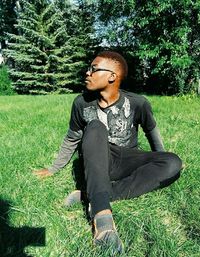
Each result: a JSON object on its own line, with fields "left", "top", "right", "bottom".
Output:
{"left": 32, "top": 168, "right": 53, "bottom": 178}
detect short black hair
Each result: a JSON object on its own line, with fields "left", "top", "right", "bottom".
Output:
{"left": 97, "top": 51, "right": 128, "bottom": 80}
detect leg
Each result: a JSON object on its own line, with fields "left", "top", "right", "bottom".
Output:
{"left": 81, "top": 120, "right": 112, "bottom": 217}
{"left": 81, "top": 120, "right": 123, "bottom": 254}
{"left": 110, "top": 148, "right": 182, "bottom": 201}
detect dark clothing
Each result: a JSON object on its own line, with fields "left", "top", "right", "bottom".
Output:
{"left": 49, "top": 90, "right": 164, "bottom": 173}
{"left": 70, "top": 90, "right": 156, "bottom": 148}
{"left": 48, "top": 90, "right": 182, "bottom": 217}
{"left": 82, "top": 120, "right": 182, "bottom": 217}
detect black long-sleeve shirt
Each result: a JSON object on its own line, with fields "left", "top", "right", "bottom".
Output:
{"left": 48, "top": 90, "right": 164, "bottom": 173}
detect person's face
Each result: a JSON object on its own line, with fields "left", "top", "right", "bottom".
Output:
{"left": 85, "top": 57, "right": 117, "bottom": 91}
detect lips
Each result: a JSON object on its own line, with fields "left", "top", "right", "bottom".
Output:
{"left": 85, "top": 78, "right": 91, "bottom": 83}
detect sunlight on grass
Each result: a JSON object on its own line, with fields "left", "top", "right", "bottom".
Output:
{"left": 0, "top": 94, "right": 199, "bottom": 256}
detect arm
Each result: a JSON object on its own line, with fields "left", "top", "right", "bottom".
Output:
{"left": 145, "top": 126, "right": 165, "bottom": 152}
{"left": 48, "top": 129, "right": 83, "bottom": 173}
{"left": 33, "top": 95, "right": 84, "bottom": 178}
{"left": 139, "top": 98, "right": 164, "bottom": 151}
{"left": 33, "top": 129, "right": 82, "bottom": 178}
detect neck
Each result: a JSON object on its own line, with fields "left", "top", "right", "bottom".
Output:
{"left": 98, "top": 88, "right": 120, "bottom": 108}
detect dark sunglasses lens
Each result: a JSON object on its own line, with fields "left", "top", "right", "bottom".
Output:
{"left": 89, "top": 67, "right": 96, "bottom": 73}
{"left": 88, "top": 67, "right": 92, "bottom": 73}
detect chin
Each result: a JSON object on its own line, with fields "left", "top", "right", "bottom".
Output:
{"left": 86, "top": 85, "right": 96, "bottom": 91}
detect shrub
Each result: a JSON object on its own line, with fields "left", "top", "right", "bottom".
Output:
{"left": 0, "top": 65, "right": 14, "bottom": 95}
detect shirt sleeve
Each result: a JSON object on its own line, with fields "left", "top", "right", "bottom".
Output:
{"left": 69, "top": 97, "right": 85, "bottom": 132}
{"left": 48, "top": 129, "right": 83, "bottom": 173}
{"left": 140, "top": 99, "right": 156, "bottom": 133}
{"left": 145, "top": 126, "right": 165, "bottom": 152}
{"left": 48, "top": 97, "right": 84, "bottom": 173}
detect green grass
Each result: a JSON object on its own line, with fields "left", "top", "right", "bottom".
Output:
{"left": 0, "top": 94, "right": 200, "bottom": 256}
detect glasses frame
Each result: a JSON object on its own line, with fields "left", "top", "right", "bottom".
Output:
{"left": 87, "top": 66, "right": 115, "bottom": 75}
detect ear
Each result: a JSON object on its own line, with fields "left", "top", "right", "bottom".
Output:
{"left": 108, "top": 73, "right": 117, "bottom": 83}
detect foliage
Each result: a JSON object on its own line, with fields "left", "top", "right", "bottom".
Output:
{"left": 94, "top": 0, "right": 200, "bottom": 94}
{"left": 0, "top": 94, "right": 200, "bottom": 256}
{"left": 2, "top": 0, "right": 199, "bottom": 95}
{"left": 54, "top": 0, "right": 99, "bottom": 92}
{"left": 0, "top": 0, "right": 18, "bottom": 49}
{"left": 0, "top": 65, "right": 14, "bottom": 95}
{"left": 4, "top": 0, "right": 97, "bottom": 94}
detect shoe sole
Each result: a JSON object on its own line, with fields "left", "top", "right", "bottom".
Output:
{"left": 94, "top": 230, "right": 123, "bottom": 255}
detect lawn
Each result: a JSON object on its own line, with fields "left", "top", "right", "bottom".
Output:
{"left": 0, "top": 94, "right": 199, "bottom": 257}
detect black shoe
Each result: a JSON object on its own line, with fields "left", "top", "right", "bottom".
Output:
{"left": 93, "top": 214, "right": 123, "bottom": 255}
{"left": 63, "top": 190, "right": 81, "bottom": 207}
{"left": 63, "top": 190, "right": 92, "bottom": 219}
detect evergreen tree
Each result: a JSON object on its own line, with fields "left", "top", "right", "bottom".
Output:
{"left": 55, "top": 0, "right": 99, "bottom": 92}
{"left": 5, "top": 0, "right": 59, "bottom": 94}
{"left": 0, "top": 0, "right": 18, "bottom": 49}
{"left": 4, "top": 0, "right": 98, "bottom": 94}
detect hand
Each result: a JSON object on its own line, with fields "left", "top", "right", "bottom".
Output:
{"left": 33, "top": 168, "right": 53, "bottom": 178}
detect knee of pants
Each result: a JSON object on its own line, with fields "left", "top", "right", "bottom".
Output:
{"left": 82, "top": 120, "right": 108, "bottom": 150}
{"left": 164, "top": 152, "right": 182, "bottom": 178}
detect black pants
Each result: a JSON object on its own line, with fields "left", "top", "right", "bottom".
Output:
{"left": 81, "top": 120, "right": 182, "bottom": 217}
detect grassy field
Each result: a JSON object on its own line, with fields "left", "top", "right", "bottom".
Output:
{"left": 0, "top": 94, "right": 200, "bottom": 257}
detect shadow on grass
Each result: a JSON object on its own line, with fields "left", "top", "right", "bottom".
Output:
{"left": 179, "top": 208, "right": 200, "bottom": 244}
{"left": 0, "top": 198, "right": 45, "bottom": 257}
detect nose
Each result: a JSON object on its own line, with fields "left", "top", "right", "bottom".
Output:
{"left": 86, "top": 70, "right": 91, "bottom": 76}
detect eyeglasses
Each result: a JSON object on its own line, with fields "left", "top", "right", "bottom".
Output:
{"left": 87, "top": 66, "right": 115, "bottom": 75}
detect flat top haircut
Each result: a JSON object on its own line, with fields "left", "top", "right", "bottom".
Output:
{"left": 97, "top": 51, "right": 128, "bottom": 81}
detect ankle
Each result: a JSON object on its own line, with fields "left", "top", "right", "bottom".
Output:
{"left": 95, "top": 209, "right": 112, "bottom": 218}
{"left": 94, "top": 212, "right": 115, "bottom": 236}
